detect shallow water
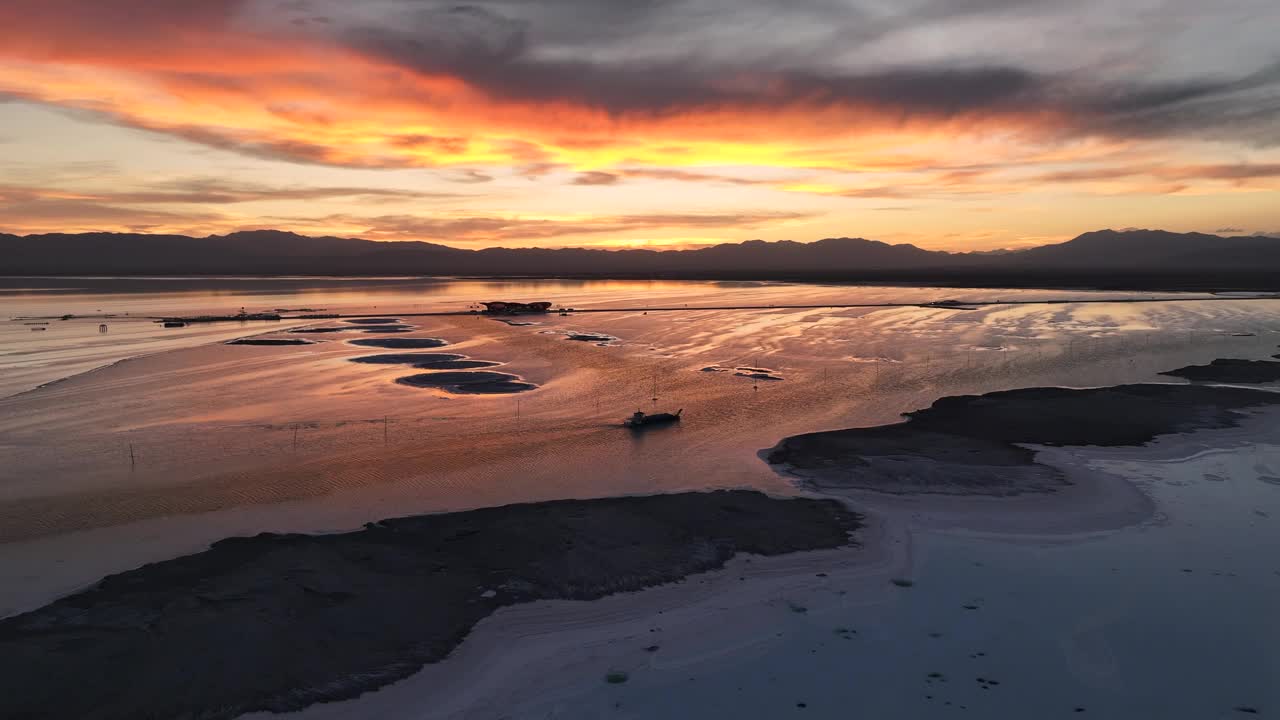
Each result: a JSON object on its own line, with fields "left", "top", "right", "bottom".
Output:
{"left": 0, "top": 275, "right": 1218, "bottom": 398}
{"left": 560, "top": 428, "right": 1280, "bottom": 719}
{"left": 1, "top": 277, "right": 1279, "bottom": 718}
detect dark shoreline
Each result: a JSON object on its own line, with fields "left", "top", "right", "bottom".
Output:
{"left": 767, "top": 383, "right": 1280, "bottom": 496}
{"left": 0, "top": 490, "right": 860, "bottom": 720}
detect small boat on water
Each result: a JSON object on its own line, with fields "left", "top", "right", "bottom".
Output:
{"left": 624, "top": 409, "right": 682, "bottom": 428}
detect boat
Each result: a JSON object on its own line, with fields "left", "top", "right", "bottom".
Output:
{"left": 624, "top": 409, "right": 682, "bottom": 428}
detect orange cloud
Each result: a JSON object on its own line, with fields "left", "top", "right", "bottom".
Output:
{"left": 0, "top": 2, "right": 1093, "bottom": 176}
{"left": 2, "top": 0, "right": 1277, "bottom": 251}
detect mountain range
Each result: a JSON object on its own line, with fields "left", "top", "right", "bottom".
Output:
{"left": 2, "top": 229, "right": 1278, "bottom": 289}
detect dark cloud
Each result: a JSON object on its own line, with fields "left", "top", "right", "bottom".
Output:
{"left": 1181, "top": 163, "right": 1280, "bottom": 180}
{"left": 300, "top": 209, "right": 817, "bottom": 242}
{"left": 443, "top": 169, "right": 495, "bottom": 184}
{"left": 1217, "top": 227, "right": 1244, "bottom": 233}
{"left": 514, "top": 163, "right": 565, "bottom": 179}
{"left": 337, "top": 9, "right": 1045, "bottom": 118}
{"left": 389, "top": 134, "right": 470, "bottom": 154}
{"left": 835, "top": 186, "right": 919, "bottom": 200}
{"left": 570, "top": 171, "right": 619, "bottom": 186}
{"left": 1035, "top": 163, "right": 1280, "bottom": 184}
{"left": 6, "top": 0, "right": 1280, "bottom": 173}
{"left": 617, "top": 168, "right": 771, "bottom": 185}
{"left": 1035, "top": 167, "right": 1145, "bottom": 183}
{"left": 0, "top": 178, "right": 461, "bottom": 205}
{"left": 99, "top": 114, "right": 423, "bottom": 168}
{"left": 286, "top": 1, "right": 1280, "bottom": 142}
{"left": 0, "top": 197, "right": 228, "bottom": 228}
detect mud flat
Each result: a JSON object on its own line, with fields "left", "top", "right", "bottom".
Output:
{"left": 357, "top": 325, "right": 414, "bottom": 333}
{"left": 0, "top": 491, "right": 859, "bottom": 720}
{"left": 767, "top": 384, "right": 1280, "bottom": 496}
{"left": 226, "top": 337, "right": 315, "bottom": 346}
{"left": 1160, "top": 358, "right": 1280, "bottom": 383}
{"left": 566, "top": 331, "right": 617, "bottom": 343}
{"left": 396, "top": 370, "right": 536, "bottom": 394}
{"left": 350, "top": 337, "right": 449, "bottom": 349}
{"left": 349, "top": 353, "right": 503, "bottom": 370}
{"left": 735, "top": 370, "right": 783, "bottom": 381}
{"left": 348, "top": 353, "right": 465, "bottom": 365}
{"left": 702, "top": 365, "right": 784, "bottom": 380}
{"left": 344, "top": 318, "right": 401, "bottom": 325}
{"left": 415, "top": 359, "right": 501, "bottom": 369}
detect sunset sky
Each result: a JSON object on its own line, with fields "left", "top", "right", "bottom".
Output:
{"left": 2, "top": 0, "right": 1278, "bottom": 250}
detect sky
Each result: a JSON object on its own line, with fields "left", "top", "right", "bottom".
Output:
{"left": 1, "top": 0, "right": 1279, "bottom": 251}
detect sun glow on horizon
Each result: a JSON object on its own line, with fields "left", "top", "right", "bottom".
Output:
{"left": 1, "top": 0, "right": 1278, "bottom": 251}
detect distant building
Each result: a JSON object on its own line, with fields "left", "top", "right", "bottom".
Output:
{"left": 481, "top": 301, "right": 553, "bottom": 315}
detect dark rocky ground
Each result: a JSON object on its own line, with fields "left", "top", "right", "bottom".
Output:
{"left": 767, "top": 383, "right": 1280, "bottom": 495}
{"left": 0, "top": 491, "right": 860, "bottom": 720}
{"left": 1160, "top": 358, "right": 1280, "bottom": 384}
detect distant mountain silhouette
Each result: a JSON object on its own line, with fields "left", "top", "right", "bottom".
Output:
{"left": 2, "top": 228, "right": 1278, "bottom": 288}
{"left": 997, "top": 230, "right": 1280, "bottom": 270}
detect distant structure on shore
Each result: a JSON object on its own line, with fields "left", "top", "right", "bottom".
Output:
{"left": 481, "top": 301, "right": 553, "bottom": 315}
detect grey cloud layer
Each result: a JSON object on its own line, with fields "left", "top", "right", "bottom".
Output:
{"left": 244, "top": 0, "right": 1280, "bottom": 143}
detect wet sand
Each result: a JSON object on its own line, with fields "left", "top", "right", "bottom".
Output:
{"left": 0, "top": 490, "right": 859, "bottom": 720}
{"left": 767, "top": 384, "right": 1280, "bottom": 496}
